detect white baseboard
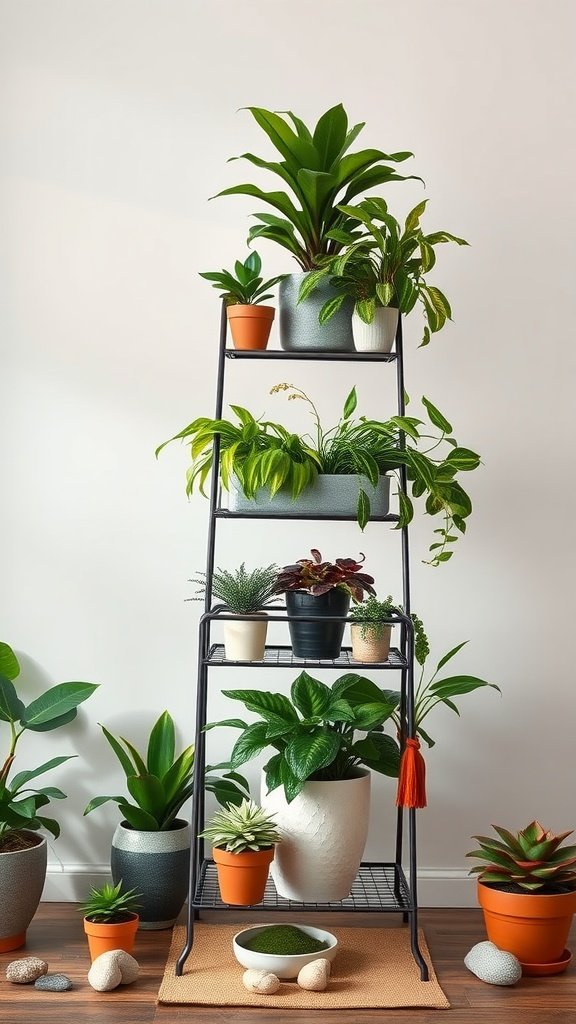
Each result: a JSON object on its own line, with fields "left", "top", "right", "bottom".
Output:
{"left": 42, "top": 864, "right": 476, "bottom": 907}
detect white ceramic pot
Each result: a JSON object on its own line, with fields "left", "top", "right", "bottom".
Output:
{"left": 351, "top": 623, "right": 393, "bottom": 663}
{"left": 223, "top": 615, "right": 268, "bottom": 661}
{"left": 352, "top": 307, "right": 399, "bottom": 353}
{"left": 261, "top": 770, "right": 371, "bottom": 901}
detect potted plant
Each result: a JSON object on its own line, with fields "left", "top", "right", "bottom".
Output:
{"left": 190, "top": 563, "right": 279, "bottom": 661}
{"left": 199, "top": 798, "right": 281, "bottom": 906}
{"left": 214, "top": 104, "right": 417, "bottom": 352}
{"left": 349, "top": 594, "right": 397, "bottom": 662}
{"left": 199, "top": 252, "right": 286, "bottom": 350}
{"left": 0, "top": 641, "right": 97, "bottom": 952}
{"left": 157, "top": 384, "right": 480, "bottom": 565}
{"left": 467, "top": 822, "right": 576, "bottom": 974}
{"left": 84, "top": 711, "right": 248, "bottom": 929}
{"left": 300, "top": 197, "right": 468, "bottom": 352}
{"left": 275, "top": 549, "right": 375, "bottom": 659}
{"left": 208, "top": 671, "right": 400, "bottom": 900}
{"left": 81, "top": 880, "right": 141, "bottom": 960}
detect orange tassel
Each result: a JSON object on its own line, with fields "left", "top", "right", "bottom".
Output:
{"left": 396, "top": 738, "right": 427, "bottom": 808}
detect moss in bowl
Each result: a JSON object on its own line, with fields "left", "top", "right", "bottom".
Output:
{"left": 233, "top": 923, "right": 338, "bottom": 979}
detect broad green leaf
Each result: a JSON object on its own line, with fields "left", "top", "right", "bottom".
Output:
{"left": 357, "top": 488, "right": 370, "bottom": 530}
{"left": 118, "top": 802, "right": 159, "bottom": 831}
{"left": 280, "top": 758, "right": 303, "bottom": 803}
{"left": 0, "top": 675, "right": 26, "bottom": 723}
{"left": 353, "top": 732, "right": 400, "bottom": 776}
{"left": 147, "top": 711, "right": 175, "bottom": 779}
{"left": 436, "top": 641, "right": 469, "bottom": 671}
{"left": 126, "top": 774, "right": 166, "bottom": 822}
{"left": 0, "top": 643, "right": 20, "bottom": 680}
{"left": 332, "top": 673, "right": 389, "bottom": 704}
{"left": 396, "top": 487, "right": 414, "bottom": 528}
{"left": 101, "top": 725, "right": 138, "bottom": 778}
{"left": 445, "top": 447, "right": 481, "bottom": 471}
{"left": 290, "top": 671, "right": 332, "bottom": 718}
{"left": 263, "top": 753, "right": 283, "bottom": 795}
{"left": 352, "top": 700, "right": 398, "bottom": 730}
{"left": 162, "top": 745, "right": 195, "bottom": 804}
{"left": 356, "top": 297, "right": 376, "bottom": 324}
{"left": 319, "top": 294, "right": 345, "bottom": 324}
{"left": 404, "top": 200, "right": 428, "bottom": 232}
{"left": 285, "top": 729, "right": 341, "bottom": 781}
{"left": 430, "top": 675, "right": 501, "bottom": 698}
{"left": 8, "top": 796, "right": 37, "bottom": 819}
{"left": 421, "top": 397, "right": 453, "bottom": 434}
{"left": 427, "top": 285, "right": 452, "bottom": 320}
{"left": 222, "top": 688, "right": 298, "bottom": 724}
{"left": 10, "top": 756, "right": 73, "bottom": 792}
{"left": 26, "top": 708, "right": 77, "bottom": 732}
{"left": 376, "top": 282, "right": 394, "bottom": 306}
{"left": 230, "top": 722, "right": 271, "bottom": 768}
{"left": 312, "top": 103, "right": 348, "bottom": 169}
{"left": 22, "top": 682, "right": 98, "bottom": 727}
{"left": 343, "top": 386, "right": 358, "bottom": 420}
{"left": 37, "top": 815, "right": 60, "bottom": 838}
{"left": 83, "top": 794, "right": 125, "bottom": 815}
{"left": 203, "top": 719, "right": 248, "bottom": 732}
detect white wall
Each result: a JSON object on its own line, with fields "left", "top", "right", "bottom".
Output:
{"left": 1, "top": 0, "right": 575, "bottom": 906}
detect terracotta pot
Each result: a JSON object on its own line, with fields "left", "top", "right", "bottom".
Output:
{"left": 478, "top": 881, "right": 576, "bottom": 973}
{"left": 227, "top": 305, "right": 274, "bottom": 350}
{"left": 351, "top": 622, "right": 393, "bottom": 663}
{"left": 83, "top": 912, "right": 140, "bottom": 961}
{"left": 223, "top": 614, "right": 268, "bottom": 661}
{"left": 213, "top": 846, "right": 274, "bottom": 906}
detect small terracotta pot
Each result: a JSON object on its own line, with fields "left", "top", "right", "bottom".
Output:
{"left": 213, "top": 846, "right": 274, "bottom": 906}
{"left": 478, "top": 881, "right": 576, "bottom": 973}
{"left": 227, "top": 305, "right": 274, "bottom": 350}
{"left": 83, "top": 912, "right": 140, "bottom": 961}
{"left": 351, "top": 623, "right": 392, "bottom": 663}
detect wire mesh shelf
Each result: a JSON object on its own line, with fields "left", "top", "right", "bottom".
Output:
{"left": 205, "top": 643, "right": 407, "bottom": 670}
{"left": 193, "top": 861, "right": 412, "bottom": 912}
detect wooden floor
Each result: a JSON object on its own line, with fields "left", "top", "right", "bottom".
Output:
{"left": 0, "top": 904, "right": 574, "bottom": 1023}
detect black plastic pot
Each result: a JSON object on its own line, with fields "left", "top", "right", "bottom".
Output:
{"left": 286, "top": 589, "right": 351, "bottom": 659}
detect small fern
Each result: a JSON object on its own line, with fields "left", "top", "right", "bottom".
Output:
{"left": 191, "top": 563, "right": 279, "bottom": 614}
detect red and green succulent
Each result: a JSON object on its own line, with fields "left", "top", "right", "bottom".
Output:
{"left": 467, "top": 821, "right": 576, "bottom": 893}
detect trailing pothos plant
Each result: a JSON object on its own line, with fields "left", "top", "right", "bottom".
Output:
{"left": 0, "top": 641, "right": 98, "bottom": 852}
{"left": 205, "top": 671, "right": 402, "bottom": 803}
{"left": 214, "top": 103, "right": 418, "bottom": 271}
{"left": 392, "top": 613, "right": 500, "bottom": 748}
{"left": 299, "top": 197, "right": 468, "bottom": 346}
{"left": 156, "top": 385, "right": 480, "bottom": 565}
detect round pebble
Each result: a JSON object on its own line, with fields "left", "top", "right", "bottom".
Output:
{"left": 6, "top": 957, "right": 48, "bottom": 984}
{"left": 34, "top": 973, "right": 73, "bottom": 992}
{"left": 88, "top": 949, "right": 140, "bottom": 992}
{"left": 464, "top": 941, "right": 522, "bottom": 986}
{"left": 297, "top": 958, "right": 332, "bottom": 991}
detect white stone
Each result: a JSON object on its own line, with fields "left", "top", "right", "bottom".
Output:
{"left": 464, "top": 941, "right": 522, "bottom": 986}
{"left": 297, "top": 958, "right": 331, "bottom": 991}
{"left": 242, "top": 968, "right": 281, "bottom": 994}
{"left": 88, "top": 949, "right": 140, "bottom": 992}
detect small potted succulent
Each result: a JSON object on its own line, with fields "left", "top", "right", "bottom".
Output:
{"left": 467, "top": 821, "right": 576, "bottom": 974}
{"left": 199, "top": 799, "right": 281, "bottom": 906}
{"left": 349, "top": 595, "right": 397, "bottom": 663}
{"left": 199, "top": 252, "right": 286, "bottom": 350}
{"left": 81, "top": 880, "right": 141, "bottom": 960}
{"left": 275, "top": 549, "right": 375, "bottom": 659}
{"left": 191, "top": 563, "right": 279, "bottom": 661}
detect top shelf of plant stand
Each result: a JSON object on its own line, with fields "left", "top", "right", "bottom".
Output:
{"left": 224, "top": 349, "right": 397, "bottom": 362}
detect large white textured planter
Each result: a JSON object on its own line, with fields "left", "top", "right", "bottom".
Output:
{"left": 352, "top": 307, "right": 399, "bottom": 353}
{"left": 261, "top": 770, "right": 371, "bottom": 901}
{"left": 223, "top": 615, "right": 268, "bottom": 661}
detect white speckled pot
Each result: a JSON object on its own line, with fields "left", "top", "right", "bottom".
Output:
{"left": 0, "top": 832, "right": 47, "bottom": 952}
{"left": 352, "top": 307, "right": 399, "bottom": 352}
{"left": 260, "top": 770, "right": 371, "bottom": 902}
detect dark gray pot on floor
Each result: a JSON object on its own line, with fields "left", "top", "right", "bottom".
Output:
{"left": 286, "top": 589, "right": 351, "bottom": 659}
{"left": 279, "top": 272, "right": 354, "bottom": 352}
{"left": 111, "top": 819, "right": 190, "bottom": 930}
{"left": 0, "top": 833, "right": 47, "bottom": 952}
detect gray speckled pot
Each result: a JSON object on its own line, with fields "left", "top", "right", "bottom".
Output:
{"left": 229, "top": 473, "right": 390, "bottom": 517}
{"left": 0, "top": 833, "right": 47, "bottom": 952}
{"left": 279, "top": 272, "right": 354, "bottom": 352}
{"left": 111, "top": 819, "right": 190, "bottom": 930}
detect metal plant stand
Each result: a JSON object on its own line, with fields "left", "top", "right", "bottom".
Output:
{"left": 175, "top": 304, "right": 429, "bottom": 981}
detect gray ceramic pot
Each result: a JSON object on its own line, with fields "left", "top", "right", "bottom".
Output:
{"left": 279, "top": 272, "right": 354, "bottom": 352}
{"left": 229, "top": 473, "right": 390, "bottom": 518}
{"left": 111, "top": 819, "right": 190, "bottom": 930}
{"left": 0, "top": 832, "right": 47, "bottom": 952}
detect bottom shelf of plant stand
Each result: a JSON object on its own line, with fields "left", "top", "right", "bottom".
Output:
{"left": 193, "top": 861, "right": 413, "bottom": 912}
{"left": 204, "top": 644, "right": 408, "bottom": 670}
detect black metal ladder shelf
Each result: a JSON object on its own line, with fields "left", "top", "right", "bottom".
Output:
{"left": 176, "top": 304, "right": 429, "bottom": 981}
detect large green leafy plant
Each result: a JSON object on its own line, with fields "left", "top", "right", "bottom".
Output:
{"left": 157, "top": 385, "right": 480, "bottom": 565}
{"left": 215, "top": 104, "right": 417, "bottom": 270}
{"left": 84, "top": 710, "right": 248, "bottom": 831}
{"left": 0, "top": 641, "right": 97, "bottom": 851}
{"left": 300, "top": 198, "right": 468, "bottom": 346}
{"left": 206, "top": 671, "right": 401, "bottom": 803}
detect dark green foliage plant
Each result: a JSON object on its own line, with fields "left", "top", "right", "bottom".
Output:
{"left": 199, "top": 251, "right": 285, "bottom": 306}
{"left": 0, "top": 641, "right": 98, "bottom": 851}
{"left": 215, "top": 104, "right": 417, "bottom": 270}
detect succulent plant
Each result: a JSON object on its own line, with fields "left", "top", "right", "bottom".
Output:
{"left": 191, "top": 563, "right": 279, "bottom": 614}
{"left": 80, "top": 881, "right": 142, "bottom": 923}
{"left": 199, "top": 799, "right": 281, "bottom": 854}
{"left": 467, "top": 821, "right": 576, "bottom": 893}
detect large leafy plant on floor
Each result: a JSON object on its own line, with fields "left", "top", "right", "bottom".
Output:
{"left": 84, "top": 711, "right": 249, "bottom": 831}
{"left": 205, "top": 671, "right": 401, "bottom": 803}
{"left": 214, "top": 103, "right": 418, "bottom": 270}
{"left": 0, "top": 641, "right": 98, "bottom": 850}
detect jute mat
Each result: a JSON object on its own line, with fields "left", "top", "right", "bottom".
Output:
{"left": 158, "top": 923, "right": 450, "bottom": 1009}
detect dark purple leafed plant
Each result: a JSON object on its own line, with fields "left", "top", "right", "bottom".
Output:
{"left": 275, "top": 549, "right": 376, "bottom": 603}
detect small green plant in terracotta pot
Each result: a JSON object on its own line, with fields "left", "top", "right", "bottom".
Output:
{"left": 200, "top": 799, "right": 281, "bottom": 906}
{"left": 200, "top": 252, "right": 286, "bottom": 350}
{"left": 81, "top": 881, "right": 141, "bottom": 960}
{"left": 349, "top": 594, "right": 397, "bottom": 663}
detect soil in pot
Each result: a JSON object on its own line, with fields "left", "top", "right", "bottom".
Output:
{"left": 213, "top": 846, "right": 274, "bottom": 906}
{"left": 227, "top": 305, "right": 274, "bottom": 350}
{"left": 83, "top": 912, "right": 140, "bottom": 961}
{"left": 286, "top": 589, "right": 350, "bottom": 659}
{"left": 0, "top": 831, "right": 43, "bottom": 853}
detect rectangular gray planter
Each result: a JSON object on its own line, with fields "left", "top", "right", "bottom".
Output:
{"left": 228, "top": 473, "right": 390, "bottom": 517}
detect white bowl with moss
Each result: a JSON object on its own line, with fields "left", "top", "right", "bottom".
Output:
{"left": 232, "top": 923, "right": 338, "bottom": 979}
